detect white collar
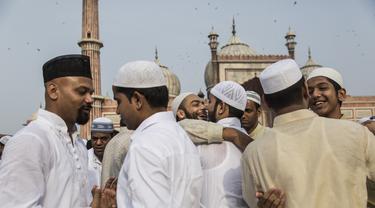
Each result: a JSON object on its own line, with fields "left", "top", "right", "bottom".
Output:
{"left": 131, "top": 111, "right": 175, "bottom": 141}
{"left": 217, "top": 117, "right": 247, "bottom": 133}
{"left": 37, "top": 109, "right": 70, "bottom": 133}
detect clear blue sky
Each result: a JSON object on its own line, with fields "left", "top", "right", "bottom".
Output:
{"left": 1, "top": 0, "right": 374, "bottom": 134}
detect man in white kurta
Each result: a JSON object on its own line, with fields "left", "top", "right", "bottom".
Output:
{"left": 0, "top": 54, "right": 94, "bottom": 207}
{"left": 112, "top": 60, "right": 202, "bottom": 208}
{"left": 0, "top": 109, "right": 90, "bottom": 207}
{"left": 242, "top": 59, "right": 375, "bottom": 208}
{"left": 198, "top": 81, "right": 248, "bottom": 208}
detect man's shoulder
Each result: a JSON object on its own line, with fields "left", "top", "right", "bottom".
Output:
{"left": 317, "top": 116, "right": 368, "bottom": 134}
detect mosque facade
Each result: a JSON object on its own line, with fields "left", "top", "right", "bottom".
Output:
{"left": 78, "top": 0, "right": 374, "bottom": 137}
{"left": 203, "top": 19, "right": 375, "bottom": 125}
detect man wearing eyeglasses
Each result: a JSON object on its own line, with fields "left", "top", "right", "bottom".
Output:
{"left": 87, "top": 117, "right": 115, "bottom": 201}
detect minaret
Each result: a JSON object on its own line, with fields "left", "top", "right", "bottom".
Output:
{"left": 285, "top": 27, "right": 297, "bottom": 59}
{"left": 78, "top": 0, "right": 104, "bottom": 139}
{"left": 208, "top": 27, "right": 219, "bottom": 85}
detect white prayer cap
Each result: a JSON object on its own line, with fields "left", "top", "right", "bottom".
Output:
{"left": 91, "top": 117, "right": 114, "bottom": 133}
{"left": 113, "top": 60, "right": 167, "bottom": 88}
{"left": 259, "top": 59, "right": 302, "bottom": 94}
{"left": 307, "top": 67, "right": 344, "bottom": 88}
{"left": 210, "top": 81, "right": 247, "bottom": 111}
{"left": 0, "top": 135, "right": 11, "bottom": 145}
{"left": 358, "top": 116, "right": 375, "bottom": 124}
{"left": 246, "top": 91, "right": 261, "bottom": 105}
{"left": 171, "top": 92, "right": 195, "bottom": 117}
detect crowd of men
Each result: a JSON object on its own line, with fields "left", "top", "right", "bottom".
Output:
{"left": 0, "top": 54, "right": 374, "bottom": 208}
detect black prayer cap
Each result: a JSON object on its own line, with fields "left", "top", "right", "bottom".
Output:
{"left": 42, "top": 54, "right": 92, "bottom": 83}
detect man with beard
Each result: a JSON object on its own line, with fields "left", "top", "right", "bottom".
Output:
{"left": 306, "top": 67, "right": 346, "bottom": 119}
{"left": 87, "top": 117, "right": 115, "bottom": 201}
{"left": 0, "top": 55, "right": 94, "bottom": 207}
{"left": 195, "top": 80, "right": 248, "bottom": 207}
{"left": 172, "top": 92, "right": 253, "bottom": 151}
{"left": 172, "top": 92, "right": 208, "bottom": 121}
{"left": 241, "top": 91, "right": 265, "bottom": 138}
{"left": 242, "top": 59, "right": 375, "bottom": 208}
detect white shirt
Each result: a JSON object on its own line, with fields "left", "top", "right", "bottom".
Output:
{"left": 117, "top": 112, "right": 203, "bottom": 208}
{"left": 0, "top": 109, "right": 89, "bottom": 208}
{"left": 87, "top": 148, "right": 102, "bottom": 202}
{"left": 217, "top": 117, "right": 247, "bottom": 134}
{"left": 197, "top": 117, "right": 247, "bottom": 208}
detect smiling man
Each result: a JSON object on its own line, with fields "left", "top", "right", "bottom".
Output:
{"left": 0, "top": 54, "right": 94, "bottom": 207}
{"left": 307, "top": 67, "right": 346, "bottom": 119}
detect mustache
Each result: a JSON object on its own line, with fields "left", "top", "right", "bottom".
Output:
{"left": 79, "top": 105, "right": 92, "bottom": 111}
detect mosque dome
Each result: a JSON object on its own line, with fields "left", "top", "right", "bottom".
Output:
{"left": 219, "top": 36, "right": 256, "bottom": 56}
{"left": 205, "top": 19, "right": 256, "bottom": 88}
{"left": 301, "top": 48, "right": 322, "bottom": 78}
{"left": 204, "top": 62, "right": 215, "bottom": 89}
{"left": 154, "top": 49, "right": 181, "bottom": 98}
{"left": 218, "top": 19, "right": 256, "bottom": 57}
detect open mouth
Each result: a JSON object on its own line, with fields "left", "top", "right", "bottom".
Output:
{"left": 312, "top": 100, "right": 326, "bottom": 109}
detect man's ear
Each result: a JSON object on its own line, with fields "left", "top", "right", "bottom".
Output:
{"left": 46, "top": 82, "right": 58, "bottom": 100}
{"left": 337, "top": 88, "right": 347, "bottom": 103}
{"left": 176, "top": 109, "right": 186, "bottom": 120}
{"left": 217, "top": 102, "right": 226, "bottom": 115}
{"left": 132, "top": 91, "right": 144, "bottom": 110}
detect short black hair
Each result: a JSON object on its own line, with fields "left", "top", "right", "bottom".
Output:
{"left": 264, "top": 77, "right": 305, "bottom": 111}
{"left": 115, "top": 86, "right": 169, "bottom": 108}
{"left": 327, "top": 78, "right": 343, "bottom": 106}
{"left": 214, "top": 98, "right": 244, "bottom": 119}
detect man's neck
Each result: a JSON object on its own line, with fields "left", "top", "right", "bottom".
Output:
{"left": 274, "top": 104, "right": 306, "bottom": 117}
{"left": 326, "top": 107, "right": 343, "bottom": 119}
{"left": 247, "top": 122, "right": 259, "bottom": 135}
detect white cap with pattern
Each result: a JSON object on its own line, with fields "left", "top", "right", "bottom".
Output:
{"left": 210, "top": 81, "right": 247, "bottom": 111}
{"left": 0, "top": 135, "right": 11, "bottom": 145}
{"left": 260, "top": 59, "right": 302, "bottom": 94}
{"left": 113, "top": 60, "right": 167, "bottom": 88}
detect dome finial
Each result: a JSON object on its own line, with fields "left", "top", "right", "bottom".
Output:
{"left": 308, "top": 47, "right": 312, "bottom": 59}
{"left": 154, "top": 46, "right": 160, "bottom": 65}
{"left": 232, "top": 16, "right": 236, "bottom": 36}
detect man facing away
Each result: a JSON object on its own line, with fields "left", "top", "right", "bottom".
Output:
{"left": 113, "top": 61, "right": 203, "bottom": 208}
{"left": 241, "top": 59, "right": 375, "bottom": 208}
{"left": 0, "top": 54, "right": 94, "bottom": 207}
{"left": 194, "top": 81, "right": 248, "bottom": 207}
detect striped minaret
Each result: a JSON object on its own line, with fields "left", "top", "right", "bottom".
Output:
{"left": 78, "top": 0, "right": 104, "bottom": 139}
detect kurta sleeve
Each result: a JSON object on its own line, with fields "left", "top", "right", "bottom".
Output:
{"left": 241, "top": 151, "right": 259, "bottom": 208}
{"left": 365, "top": 127, "right": 375, "bottom": 181}
{"left": 179, "top": 119, "right": 223, "bottom": 144}
{"left": 0, "top": 133, "right": 48, "bottom": 208}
